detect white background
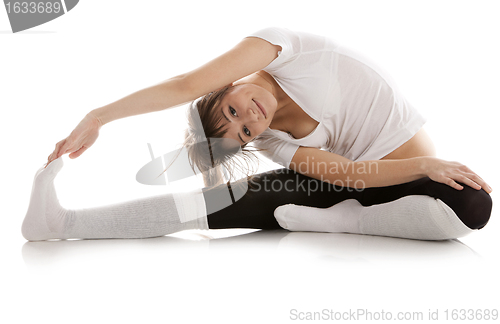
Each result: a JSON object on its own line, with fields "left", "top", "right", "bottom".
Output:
{"left": 1, "top": 0, "right": 499, "bottom": 323}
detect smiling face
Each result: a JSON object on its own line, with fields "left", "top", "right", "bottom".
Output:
{"left": 216, "top": 84, "right": 278, "bottom": 145}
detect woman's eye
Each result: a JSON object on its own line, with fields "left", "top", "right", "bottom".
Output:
{"left": 243, "top": 126, "right": 251, "bottom": 137}
{"left": 229, "top": 106, "right": 237, "bottom": 117}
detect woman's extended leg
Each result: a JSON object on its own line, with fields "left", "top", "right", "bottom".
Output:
{"left": 22, "top": 157, "right": 208, "bottom": 241}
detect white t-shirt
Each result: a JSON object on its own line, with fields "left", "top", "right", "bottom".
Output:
{"left": 247, "top": 27, "right": 427, "bottom": 168}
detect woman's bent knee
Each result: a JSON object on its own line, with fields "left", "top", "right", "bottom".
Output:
{"left": 411, "top": 178, "right": 492, "bottom": 230}
{"left": 470, "top": 189, "right": 492, "bottom": 229}
{"left": 459, "top": 187, "right": 492, "bottom": 229}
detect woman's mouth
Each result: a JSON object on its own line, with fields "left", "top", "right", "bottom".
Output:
{"left": 253, "top": 99, "right": 267, "bottom": 118}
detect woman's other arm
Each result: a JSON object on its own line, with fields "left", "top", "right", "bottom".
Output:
{"left": 92, "top": 37, "right": 281, "bottom": 125}
{"left": 290, "top": 147, "right": 492, "bottom": 193}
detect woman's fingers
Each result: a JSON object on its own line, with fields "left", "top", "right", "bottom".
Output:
{"left": 45, "top": 113, "right": 102, "bottom": 166}
{"left": 56, "top": 141, "right": 71, "bottom": 159}
{"left": 450, "top": 171, "right": 492, "bottom": 194}
{"left": 464, "top": 172, "right": 485, "bottom": 189}
{"left": 460, "top": 167, "right": 492, "bottom": 193}
{"left": 68, "top": 146, "right": 88, "bottom": 159}
{"left": 461, "top": 166, "right": 492, "bottom": 192}
{"left": 426, "top": 157, "right": 492, "bottom": 194}
{"left": 445, "top": 178, "right": 463, "bottom": 191}
{"left": 472, "top": 174, "right": 492, "bottom": 193}
{"left": 47, "top": 140, "right": 68, "bottom": 165}
{"left": 457, "top": 173, "right": 481, "bottom": 190}
{"left": 50, "top": 139, "right": 65, "bottom": 161}
{"left": 56, "top": 139, "right": 72, "bottom": 159}
{"left": 51, "top": 136, "right": 78, "bottom": 161}
{"left": 48, "top": 142, "right": 60, "bottom": 161}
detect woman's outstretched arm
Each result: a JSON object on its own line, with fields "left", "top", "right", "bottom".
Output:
{"left": 46, "top": 36, "right": 281, "bottom": 165}
{"left": 289, "top": 147, "right": 492, "bottom": 193}
{"left": 92, "top": 37, "right": 281, "bottom": 125}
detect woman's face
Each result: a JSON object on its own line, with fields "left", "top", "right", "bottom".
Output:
{"left": 216, "top": 84, "right": 277, "bottom": 145}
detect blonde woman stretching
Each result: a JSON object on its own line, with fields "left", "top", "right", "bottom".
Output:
{"left": 23, "top": 27, "right": 492, "bottom": 241}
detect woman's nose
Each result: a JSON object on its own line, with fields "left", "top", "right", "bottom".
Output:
{"left": 244, "top": 106, "right": 259, "bottom": 122}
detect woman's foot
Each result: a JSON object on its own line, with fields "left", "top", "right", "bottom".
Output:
{"left": 22, "top": 157, "right": 73, "bottom": 241}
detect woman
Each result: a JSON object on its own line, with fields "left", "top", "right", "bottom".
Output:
{"left": 24, "top": 27, "right": 492, "bottom": 241}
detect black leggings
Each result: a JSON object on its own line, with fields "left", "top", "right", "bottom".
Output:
{"left": 204, "top": 169, "right": 492, "bottom": 231}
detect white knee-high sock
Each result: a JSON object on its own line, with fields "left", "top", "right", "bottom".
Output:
{"left": 274, "top": 196, "right": 475, "bottom": 240}
{"left": 22, "top": 157, "right": 208, "bottom": 241}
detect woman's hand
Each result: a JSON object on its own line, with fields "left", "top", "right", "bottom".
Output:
{"left": 45, "top": 112, "right": 103, "bottom": 168}
{"left": 423, "top": 157, "right": 492, "bottom": 193}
